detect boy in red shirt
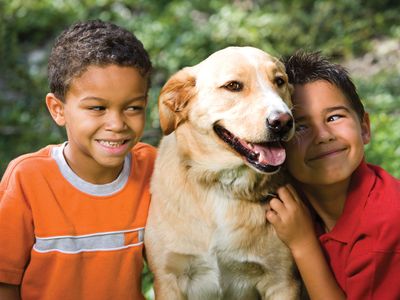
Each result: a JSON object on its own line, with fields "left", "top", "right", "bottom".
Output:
{"left": 0, "top": 20, "right": 156, "bottom": 299}
{"left": 266, "top": 51, "right": 400, "bottom": 299}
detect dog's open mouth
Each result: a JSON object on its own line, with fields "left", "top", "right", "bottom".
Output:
{"left": 213, "top": 124, "right": 286, "bottom": 173}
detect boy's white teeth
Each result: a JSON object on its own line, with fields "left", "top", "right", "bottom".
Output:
{"left": 99, "top": 140, "right": 124, "bottom": 147}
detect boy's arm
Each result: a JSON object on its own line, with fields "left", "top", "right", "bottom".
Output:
{"left": 266, "top": 185, "right": 345, "bottom": 300}
{"left": 0, "top": 283, "right": 20, "bottom": 300}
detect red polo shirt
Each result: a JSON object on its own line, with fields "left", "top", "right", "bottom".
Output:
{"left": 318, "top": 161, "right": 400, "bottom": 300}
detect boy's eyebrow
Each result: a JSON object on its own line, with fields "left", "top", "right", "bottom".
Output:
{"left": 324, "top": 105, "right": 351, "bottom": 113}
{"left": 294, "top": 105, "right": 351, "bottom": 121}
{"left": 80, "top": 95, "right": 147, "bottom": 102}
{"left": 294, "top": 115, "right": 307, "bottom": 122}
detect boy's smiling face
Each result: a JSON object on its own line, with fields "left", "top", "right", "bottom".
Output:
{"left": 285, "top": 80, "right": 370, "bottom": 187}
{"left": 46, "top": 65, "right": 148, "bottom": 183}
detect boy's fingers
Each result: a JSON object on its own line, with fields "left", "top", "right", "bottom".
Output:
{"left": 277, "top": 185, "right": 295, "bottom": 206}
{"left": 269, "top": 198, "right": 285, "bottom": 214}
{"left": 277, "top": 184, "right": 302, "bottom": 206}
{"left": 266, "top": 208, "right": 281, "bottom": 224}
{"left": 285, "top": 184, "right": 302, "bottom": 204}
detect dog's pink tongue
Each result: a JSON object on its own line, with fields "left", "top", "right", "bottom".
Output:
{"left": 253, "top": 143, "right": 286, "bottom": 166}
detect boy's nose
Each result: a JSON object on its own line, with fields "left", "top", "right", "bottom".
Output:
{"left": 314, "top": 124, "right": 335, "bottom": 144}
{"left": 105, "top": 112, "right": 127, "bottom": 131}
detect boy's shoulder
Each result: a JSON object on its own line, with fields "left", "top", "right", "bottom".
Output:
{"left": 128, "top": 142, "right": 157, "bottom": 180}
{"left": 368, "top": 163, "right": 400, "bottom": 189}
{"left": 2, "top": 145, "right": 58, "bottom": 184}
{"left": 355, "top": 162, "right": 400, "bottom": 203}
{"left": 131, "top": 142, "right": 157, "bottom": 161}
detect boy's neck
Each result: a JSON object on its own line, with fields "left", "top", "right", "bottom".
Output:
{"left": 75, "top": 165, "right": 124, "bottom": 185}
{"left": 63, "top": 144, "right": 125, "bottom": 184}
{"left": 301, "top": 179, "right": 351, "bottom": 232}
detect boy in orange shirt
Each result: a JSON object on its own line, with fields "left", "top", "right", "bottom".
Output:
{"left": 0, "top": 20, "right": 156, "bottom": 299}
{"left": 267, "top": 51, "right": 400, "bottom": 299}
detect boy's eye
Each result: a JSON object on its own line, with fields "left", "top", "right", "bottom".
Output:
{"left": 126, "top": 106, "right": 144, "bottom": 111}
{"left": 295, "top": 124, "right": 308, "bottom": 132}
{"left": 327, "top": 114, "right": 343, "bottom": 122}
{"left": 89, "top": 106, "right": 106, "bottom": 111}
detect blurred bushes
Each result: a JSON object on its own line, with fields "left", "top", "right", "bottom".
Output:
{"left": 1, "top": 0, "right": 399, "bottom": 176}
{"left": 357, "top": 68, "right": 400, "bottom": 174}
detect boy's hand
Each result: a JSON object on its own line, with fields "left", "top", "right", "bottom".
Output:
{"left": 266, "top": 185, "right": 346, "bottom": 299}
{"left": 265, "top": 184, "right": 316, "bottom": 255}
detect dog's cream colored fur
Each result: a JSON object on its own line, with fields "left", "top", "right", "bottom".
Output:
{"left": 145, "top": 47, "right": 300, "bottom": 299}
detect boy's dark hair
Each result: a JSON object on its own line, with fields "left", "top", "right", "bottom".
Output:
{"left": 48, "top": 20, "right": 152, "bottom": 101}
{"left": 284, "top": 51, "right": 365, "bottom": 120}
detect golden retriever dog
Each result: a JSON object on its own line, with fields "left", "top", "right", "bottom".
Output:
{"left": 145, "top": 46, "right": 300, "bottom": 300}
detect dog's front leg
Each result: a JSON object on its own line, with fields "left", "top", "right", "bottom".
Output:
{"left": 258, "top": 279, "right": 301, "bottom": 300}
{"left": 162, "top": 252, "right": 222, "bottom": 300}
{"left": 153, "top": 273, "right": 185, "bottom": 300}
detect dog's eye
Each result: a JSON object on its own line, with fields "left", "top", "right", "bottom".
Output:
{"left": 223, "top": 81, "right": 243, "bottom": 92}
{"left": 275, "top": 77, "right": 286, "bottom": 87}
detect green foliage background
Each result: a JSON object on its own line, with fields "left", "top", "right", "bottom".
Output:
{"left": 1, "top": 0, "right": 399, "bottom": 298}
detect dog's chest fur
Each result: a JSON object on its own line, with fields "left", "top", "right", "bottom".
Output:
{"left": 148, "top": 136, "right": 297, "bottom": 299}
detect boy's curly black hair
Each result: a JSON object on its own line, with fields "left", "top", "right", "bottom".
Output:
{"left": 48, "top": 20, "right": 152, "bottom": 101}
{"left": 284, "top": 51, "right": 365, "bottom": 121}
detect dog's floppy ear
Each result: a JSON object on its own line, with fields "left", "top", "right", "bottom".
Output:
{"left": 159, "top": 67, "right": 196, "bottom": 135}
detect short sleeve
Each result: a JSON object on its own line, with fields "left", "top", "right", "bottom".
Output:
{"left": 0, "top": 164, "right": 35, "bottom": 284}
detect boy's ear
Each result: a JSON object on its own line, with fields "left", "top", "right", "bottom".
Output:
{"left": 46, "top": 93, "right": 66, "bottom": 126}
{"left": 361, "top": 112, "right": 371, "bottom": 145}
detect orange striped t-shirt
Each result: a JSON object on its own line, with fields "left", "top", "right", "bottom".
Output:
{"left": 0, "top": 142, "right": 156, "bottom": 300}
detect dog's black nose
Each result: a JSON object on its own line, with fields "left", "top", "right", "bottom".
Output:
{"left": 266, "top": 112, "right": 293, "bottom": 137}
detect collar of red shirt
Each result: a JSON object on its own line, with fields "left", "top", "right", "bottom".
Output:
{"left": 318, "top": 159, "right": 377, "bottom": 243}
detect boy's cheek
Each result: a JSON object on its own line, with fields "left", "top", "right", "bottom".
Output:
{"left": 285, "top": 141, "right": 306, "bottom": 165}
{"left": 284, "top": 137, "right": 302, "bottom": 152}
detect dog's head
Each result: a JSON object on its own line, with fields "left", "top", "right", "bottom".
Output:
{"left": 159, "top": 46, "right": 294, "bottom": 174}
